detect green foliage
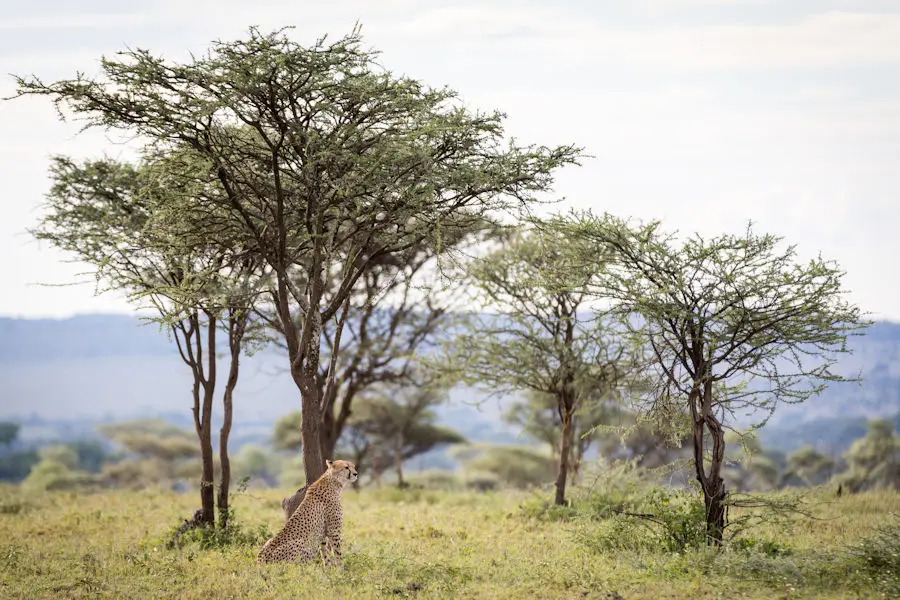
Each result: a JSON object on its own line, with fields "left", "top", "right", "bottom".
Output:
{"left": 66, "top": 440, "right": 109, "bottom": 473}
{"left": 838, "top": 419, "right": 900, "bottom": 492}
{"left": 731, "top": 536, "right": 793, "bottom": 557}
{"left": 171, "top": 512, "right": 272, "bottom": 551}
{"left": 96, "top": 419, "right": 203, "bottom": 488}
{"left": 451, "top": 444, "right": 556, "bottom": 489}
{"left": 722, "top": 431, "right": 784, "bottom": 492}
{"left": 547, "top": 211, "right": 869, "bottom": 540}
{"left": 0, "top": 450, "right": 39, "bottom": 482}
{"left": 406, "top": 469, "right": 465, "bottom": 491}
{"left": 0, "top": 422, "right": 20, "bottom": 447}
{"left": 271, "top": 411, "right": 303, "bottom": 453}
{"left": 350, "top": 385, "right": 464, "bottom": 486}
{"left": 24, "top": 443, "right": 103, "bottom": 491}
{"left": 575, "top": 487, "right": 709, "bottom": 554}
{"left": 783, "top": 445, "right": 835, "bottom": 487}
{"left": 38, "top": 444, "right": 79, "bottom": 469}
{"left": 22, "top": 459, "right": 95, "bottom": 491}
{"left": 98, "top": 419, "right": 197, "bottom": 461}
{"left": 505, "top": 390, "right": 628, "bottom": 471}
{"left": 231, "top": 444, "right": 281, "bottom": 487}
{"left": 275, "top": 455, "right": 306, "bottom": 489}
{"left": 436, "top": 227, "right": 637, "bottom": 505}
{"left": 847, "top": 516, "right": 900, "bottom": 595}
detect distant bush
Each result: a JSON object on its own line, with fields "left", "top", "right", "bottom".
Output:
{"left": 406, "top": 469, "right": 464, "bottom": 491}
{"left": 22, "top": 459, "right": 96, "bottom": 491}
{"left": 451, "top": 444, "right": 556, "bottom": 489}
{"left": 38, "top": 445, "right": 79, "bottom": 469}
{"left": 0, "top": 450, "right": 39, "bottom": 482}
{"left": 463, "top": 471, "right": 500, "bottom": 492}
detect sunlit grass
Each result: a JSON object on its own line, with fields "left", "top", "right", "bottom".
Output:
{"left": 0, "top": 483, "right": 897, "bottom": 599}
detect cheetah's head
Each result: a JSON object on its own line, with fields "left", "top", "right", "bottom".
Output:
{"left": 326, "top": 459, "right": 358, "bottom": 486}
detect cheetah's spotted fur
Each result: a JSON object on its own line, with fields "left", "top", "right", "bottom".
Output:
{"left": 257, "top": 459, "right": 358, "bottom": 566}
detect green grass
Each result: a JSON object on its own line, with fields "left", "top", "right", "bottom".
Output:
{"left": 0, "top": 483, "right": 898, "bottom": 599}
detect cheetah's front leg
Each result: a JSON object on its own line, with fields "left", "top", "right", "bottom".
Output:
{"left": 323, "top": 508, "right": 344, "bottom": 567}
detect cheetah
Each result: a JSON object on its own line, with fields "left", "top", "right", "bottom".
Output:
{"left": 257, "top": 459, "right": 358, "bottom": 566}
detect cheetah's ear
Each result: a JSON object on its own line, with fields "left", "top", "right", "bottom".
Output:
{"left": 326, "top": 460, "right": 333, "bottom": 469}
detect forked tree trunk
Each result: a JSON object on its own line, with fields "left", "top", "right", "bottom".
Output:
{"left": 182, "top": 311, "right": 217, "bottom": 527}
{"left": 691, "top": 379, "right": 727, "bottom": 544}
{"left": 554, "top": 407, "right": 574, "bottom": 506}
{"left": 273, "top": 261, "right": 327, "bottom": 486}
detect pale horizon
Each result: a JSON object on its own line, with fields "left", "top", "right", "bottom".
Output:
{"left": 2, "top": 1, "right": 899, "bottom": 320}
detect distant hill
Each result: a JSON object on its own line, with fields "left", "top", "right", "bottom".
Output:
{"left": 0, "top": 314, "right": 514, "bottom": 450}
{"left": 0, "top": 315, "right": 898, "bottom": 453}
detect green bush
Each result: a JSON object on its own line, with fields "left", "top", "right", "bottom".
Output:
{"left": 168, "top": 506, "right": 272, "bottom": 551}
{"left": 578, "top": 488, "right": 708, "bottom": 553}
{"left": 406, "top": 469, "right": 464, "bottom": 491}
{"left": 847, "top": 517, "right": 900, "bottom": 595}
{"left": 730, "top": 536, "right": 792, "bottom": 557}
{"left": 22, "top": 459, "right": 96, "bottom": 491}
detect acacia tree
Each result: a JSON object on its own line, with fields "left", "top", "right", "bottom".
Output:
{"left": 504, "top": 390, "right": 624, "bottom": 477}
{"left": 782, "top": 446, "right": 834, "bottom": 487}
{"left": 439, "top": 228, "right": 633, "bottom": 505}
{"left": 0, "top": 423, "right": 19, "bottom": 448}
{"left": 553, "top": 211, "right": 868, "bottom": 542}
{"left": 14, "top": 26, "right": 579, "bottom": 485}
{"left": 31, "top": 156, "right": 260, "bottom": 527}
{"left": 350, "top": 385, "right": 465, "bottom": 488}
{"left": 839, "top": 420, "right": 900, "bottom": 492}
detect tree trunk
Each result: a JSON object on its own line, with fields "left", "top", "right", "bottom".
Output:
{"left": 395, "top": 438, "right": 405, "bottom": 488}
{"left": 217, "top": 311, "right": 243, "bottom": 530}
{"left": 272, "top": 259, "right": 327, "bottom": 486}
{"left": 301, "top": 385, "right": 326, "bottom": 483}
{"left": 701, "top": 413, "right": 727, "bottom": 544}
{"left": 200, "top": 312, "right": 218, "bottom": 526}
{"left": 320, "top": 393, "right": 337, "bottom": 461}
{"left": 691, "top": 378, "right": 727, "bottom": 544}
{"left": 182, "top": 312, "right": 217, "bottom": 527}
{"left": 554, "top": 407, "right": 573, "bottom": 506}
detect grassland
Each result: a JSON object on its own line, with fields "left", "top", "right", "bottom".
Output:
{"left": 0, "top": 482, "right": 897, "bottom": 599}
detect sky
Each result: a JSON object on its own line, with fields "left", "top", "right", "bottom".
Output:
{"left": 1, "top": 0, "right": 899, "bottom": 319}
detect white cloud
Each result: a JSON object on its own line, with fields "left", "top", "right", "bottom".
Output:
{"left": 598, "top": 11, "right": 900, "bottom": 70}
{"left": 386, "top": 9, "right": 900, "bottom": 71}
{"left": 636, "top": 0, "right": 768, "bottom": 13}
{"left": 0, "top": 12, "right": 147, "bottom": 30}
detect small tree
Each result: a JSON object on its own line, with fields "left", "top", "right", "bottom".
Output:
{"left": 438, "top": 227, "right": 633, "bottom": 505}
{"left": 450, "top": 444, "right": 557, "bottom": 489}
{"left": 352, "top": 386, "right": 465, "bottom": 487}
{"left": 722, "top": 432, "right": 782, "bottom": 492}
{"left": 782, "top": 445, "right": 834, "bottom": 487}
{"left": 272, "top": 411, "right": 304, "bottom": 454}
{"left": 839, "top": 420, "right": 900, "bottom": 492}
{"left": 505, "top": 390, "right": 625, "bottom": 478}
{"left": 32, "top": 155, "right": 260, "bottom": 528}
{"left": 554, "top": 211, "right": 868, "bottom": 542}
{"left": 0, "top": 422, "right": 19, "bottom": 448}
